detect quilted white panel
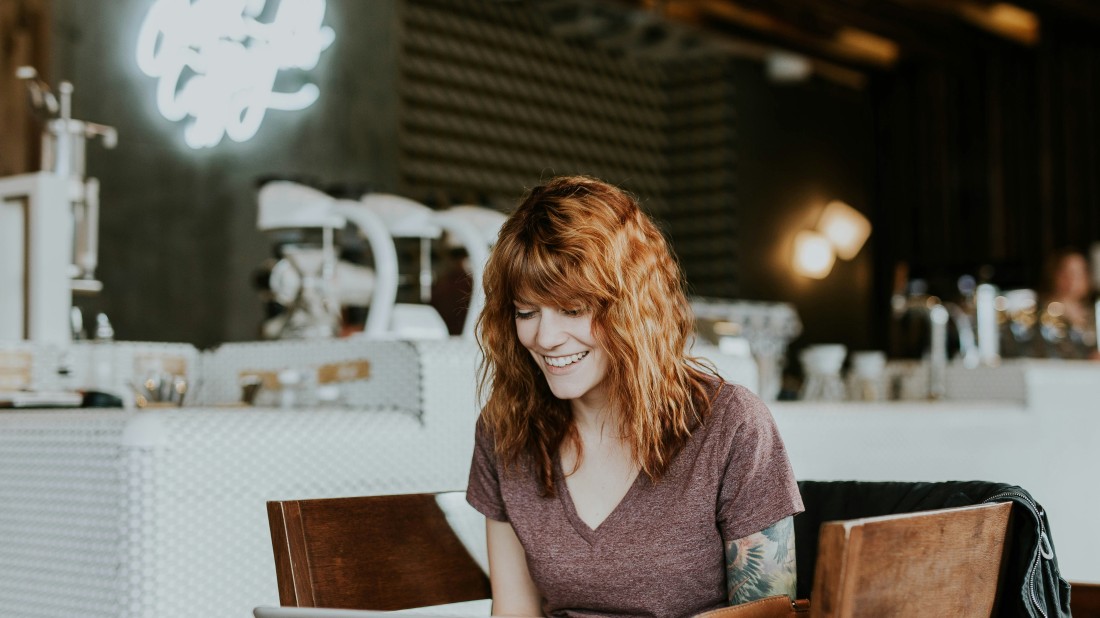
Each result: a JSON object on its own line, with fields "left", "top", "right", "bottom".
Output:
{"left": 0, "top": 338, "right": 486, "bottom": 618}
{"left": 0, "top": 411, "right": 129, "bottom": 618}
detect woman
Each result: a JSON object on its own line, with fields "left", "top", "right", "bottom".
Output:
{"left": 467, "top": 176, "right": 803, "bottom": 617}
{"left": 1037, "top": 248, "right": 1098, "bottom": 360}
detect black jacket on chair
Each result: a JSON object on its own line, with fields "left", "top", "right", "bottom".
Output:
{"left": 794, "top": 480, "right": 1072, "bottom": 618}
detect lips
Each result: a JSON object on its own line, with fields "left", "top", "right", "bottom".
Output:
{"left": 543, "top": 351, "right": 589, "bottom": 368}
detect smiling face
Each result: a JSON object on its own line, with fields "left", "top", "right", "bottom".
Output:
{"left": 513, "top": 302, "right": 610, "bottom": 414}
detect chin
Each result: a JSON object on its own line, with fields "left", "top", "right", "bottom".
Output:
{"left": 544, "top": 380, "right": 589, "bottom": 402}
{"left": 547, "top": 385, "right": 584, "bottom": 401}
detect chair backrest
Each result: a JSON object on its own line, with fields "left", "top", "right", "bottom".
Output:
{"left": 266, "top": 493, "right": 491, "bottom": 610}
{"left": 808, "top": 501, "right": 1013, "bottom": 618}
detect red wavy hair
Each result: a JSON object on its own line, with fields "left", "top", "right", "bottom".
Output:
{"left": 476, "top": 176, "right": 717, "bottom": 496}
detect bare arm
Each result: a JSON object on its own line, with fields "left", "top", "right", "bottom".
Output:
{"left": 724, "top": 516, "right": 797, "bottom": 605}
{"left": 486, "top": 518, "right": 543, "bottom": 617}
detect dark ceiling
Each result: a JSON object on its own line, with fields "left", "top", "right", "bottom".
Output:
{"left": 658, "top": 0, "right": 1098, "bottom": 64}
{"left": 535, "top": 0, "right": 1100, "bottom": 87}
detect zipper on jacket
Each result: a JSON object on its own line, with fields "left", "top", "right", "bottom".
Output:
{"left": 984, "top": 491, "right": 1049, "bottom": 618}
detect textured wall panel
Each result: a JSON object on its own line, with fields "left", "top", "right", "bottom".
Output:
{"left": 398, "top": 0, "right": 739, "bottom": 296}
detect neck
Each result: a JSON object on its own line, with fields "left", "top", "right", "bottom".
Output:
{"left": 570, "top": 399, "right": 614, "bottom": 437}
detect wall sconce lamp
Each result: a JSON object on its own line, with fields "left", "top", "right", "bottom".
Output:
{"left": 818, "top": 200, "right": 872, "bottom": 260}
{"left": 792, "top": 200, "right": 871, "bottom": 279}
{"left": 793, "top": 230, "right": 836, "bottom": 279}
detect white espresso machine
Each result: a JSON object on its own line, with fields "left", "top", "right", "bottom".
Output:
{"left": 256, "top": 182, "right": 506, "bottom": 340}
{"left": 0, "top": 67, "right": 116, "bottom": 343}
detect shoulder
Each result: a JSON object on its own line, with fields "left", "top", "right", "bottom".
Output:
{"left": 707, "top": 380, "right": 774, "bottom": 430}
{"left": 697, "top": 380, "right": 786, "bottom": 459}
{"left": 473, "top": 414, "right": 535, "bottom": 477}
{"left": 474, "top": 414, "right": 490, "bottom": 440}
{"left": 473, "top": 415, "right": 500, "bottom": 460}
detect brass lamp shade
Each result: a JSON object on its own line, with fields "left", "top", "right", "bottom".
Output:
{"left": 793, "top": 230, "right": 836, "bottom": 279}
{"left": 818, "top": 200, "right": 871, "bottom": 260}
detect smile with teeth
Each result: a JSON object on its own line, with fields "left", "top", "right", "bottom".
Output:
{"left": 544, "top": 351, "right": 589, "bottom": 368}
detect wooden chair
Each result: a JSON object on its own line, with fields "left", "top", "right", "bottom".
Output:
{"left": 266, "top": 493, "right": 491, "bottom": 610}
{"left": 808, "top": 502, "right": 1013, "bottom": 617}
{"left": 265, "top": 491, "right": 1029, "bottom": 617}
{"left": 1070, "top": 581, "right": 1100, "bottom": 618}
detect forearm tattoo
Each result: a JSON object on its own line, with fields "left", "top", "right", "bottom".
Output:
{"left": 724, "top": 516, "right": 797, "bottom": 605}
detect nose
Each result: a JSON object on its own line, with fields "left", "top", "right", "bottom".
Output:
{"left": 534, "top": 310, "right": 568, "bottom": 350}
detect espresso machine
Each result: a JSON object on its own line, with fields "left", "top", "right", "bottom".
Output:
{"left": 0, "top": 67, "right": 116, "bottom": 343}
{"left": 333, "top": 193, "right": 504, "bottom": 339}
{"left": 257, "top": 184, "right": 450, "bottom": 340}
{"left": 257, "top": 181, "right": 364, "bottom": 339}
{"left": 255, "top": 182, "right": 506, "bottom": 340}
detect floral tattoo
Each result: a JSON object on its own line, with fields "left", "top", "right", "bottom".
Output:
{"left": 725, "top": 516, "right": 797, "bottom": 605}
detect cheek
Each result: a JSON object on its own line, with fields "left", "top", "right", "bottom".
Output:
{"left": 514, "top": 321, "right": 536, "bottom": 349}
{"left": 577, "top": 316, "right": 598, "bottom": 343}
{"left": 594, "top": 354, "right": 611, "bottom": 379}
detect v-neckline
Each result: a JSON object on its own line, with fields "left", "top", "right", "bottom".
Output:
{"left": 554, "top": 455, "right": 645, "bottom": 544}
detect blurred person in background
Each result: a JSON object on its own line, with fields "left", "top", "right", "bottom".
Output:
{"left": 1036, "top": 248, "right": 1099, "bottom": 360}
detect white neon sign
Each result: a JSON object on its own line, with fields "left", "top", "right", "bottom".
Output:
{"left": 136, "top": 0, "right": 335, "bottom": 149}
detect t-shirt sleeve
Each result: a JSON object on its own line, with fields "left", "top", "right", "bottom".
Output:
{"left": 466, "top": 417, "right": 509, "bottom": 522}
{"left": 715, "top": 385, "right": 804, "bottom": 541}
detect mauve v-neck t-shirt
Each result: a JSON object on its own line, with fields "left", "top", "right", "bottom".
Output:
{"left": 466, "top": 381, "right": 804, "bottom": 618}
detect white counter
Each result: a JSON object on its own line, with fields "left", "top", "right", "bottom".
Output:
{"left": 0, "top": 340, "right": 484, "bottom": 618}
{"left": 772, "top": 359, "right": 1100, "bottom": 583}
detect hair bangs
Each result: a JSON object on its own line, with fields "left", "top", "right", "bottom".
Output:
{"left": 502, "top": 239, "right": 604, "bottom": 311}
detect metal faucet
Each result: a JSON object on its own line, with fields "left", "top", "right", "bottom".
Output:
{"left": 943, "top": 302, "right": 980, "bottom": 368}
{"left": 892, "top": 294, "right": 980, "bottom": 399}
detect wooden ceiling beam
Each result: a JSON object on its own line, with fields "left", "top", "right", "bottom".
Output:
{"left": 661, "top": 0, "right": 973, "bottom": 70}
{"left": 900, "top": 0, "right": 1039, "bottom": 45}
{"left": 1008, "top": 0, "right": 1100, "bottom": 28}
{"left": 651, "top": 0, "right": 1048, "bottom": 69}
{"left": 619, "top": 0, "right": 1100, "bottom": 84}
{"left": 656, "top": 1, "right": 869, "bottom": 88}
{"left": 758, "top": 0, "right": 1002, "bottom": 59}
{"left": 670, "top": 0, "right": 900, "bottom": 70}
